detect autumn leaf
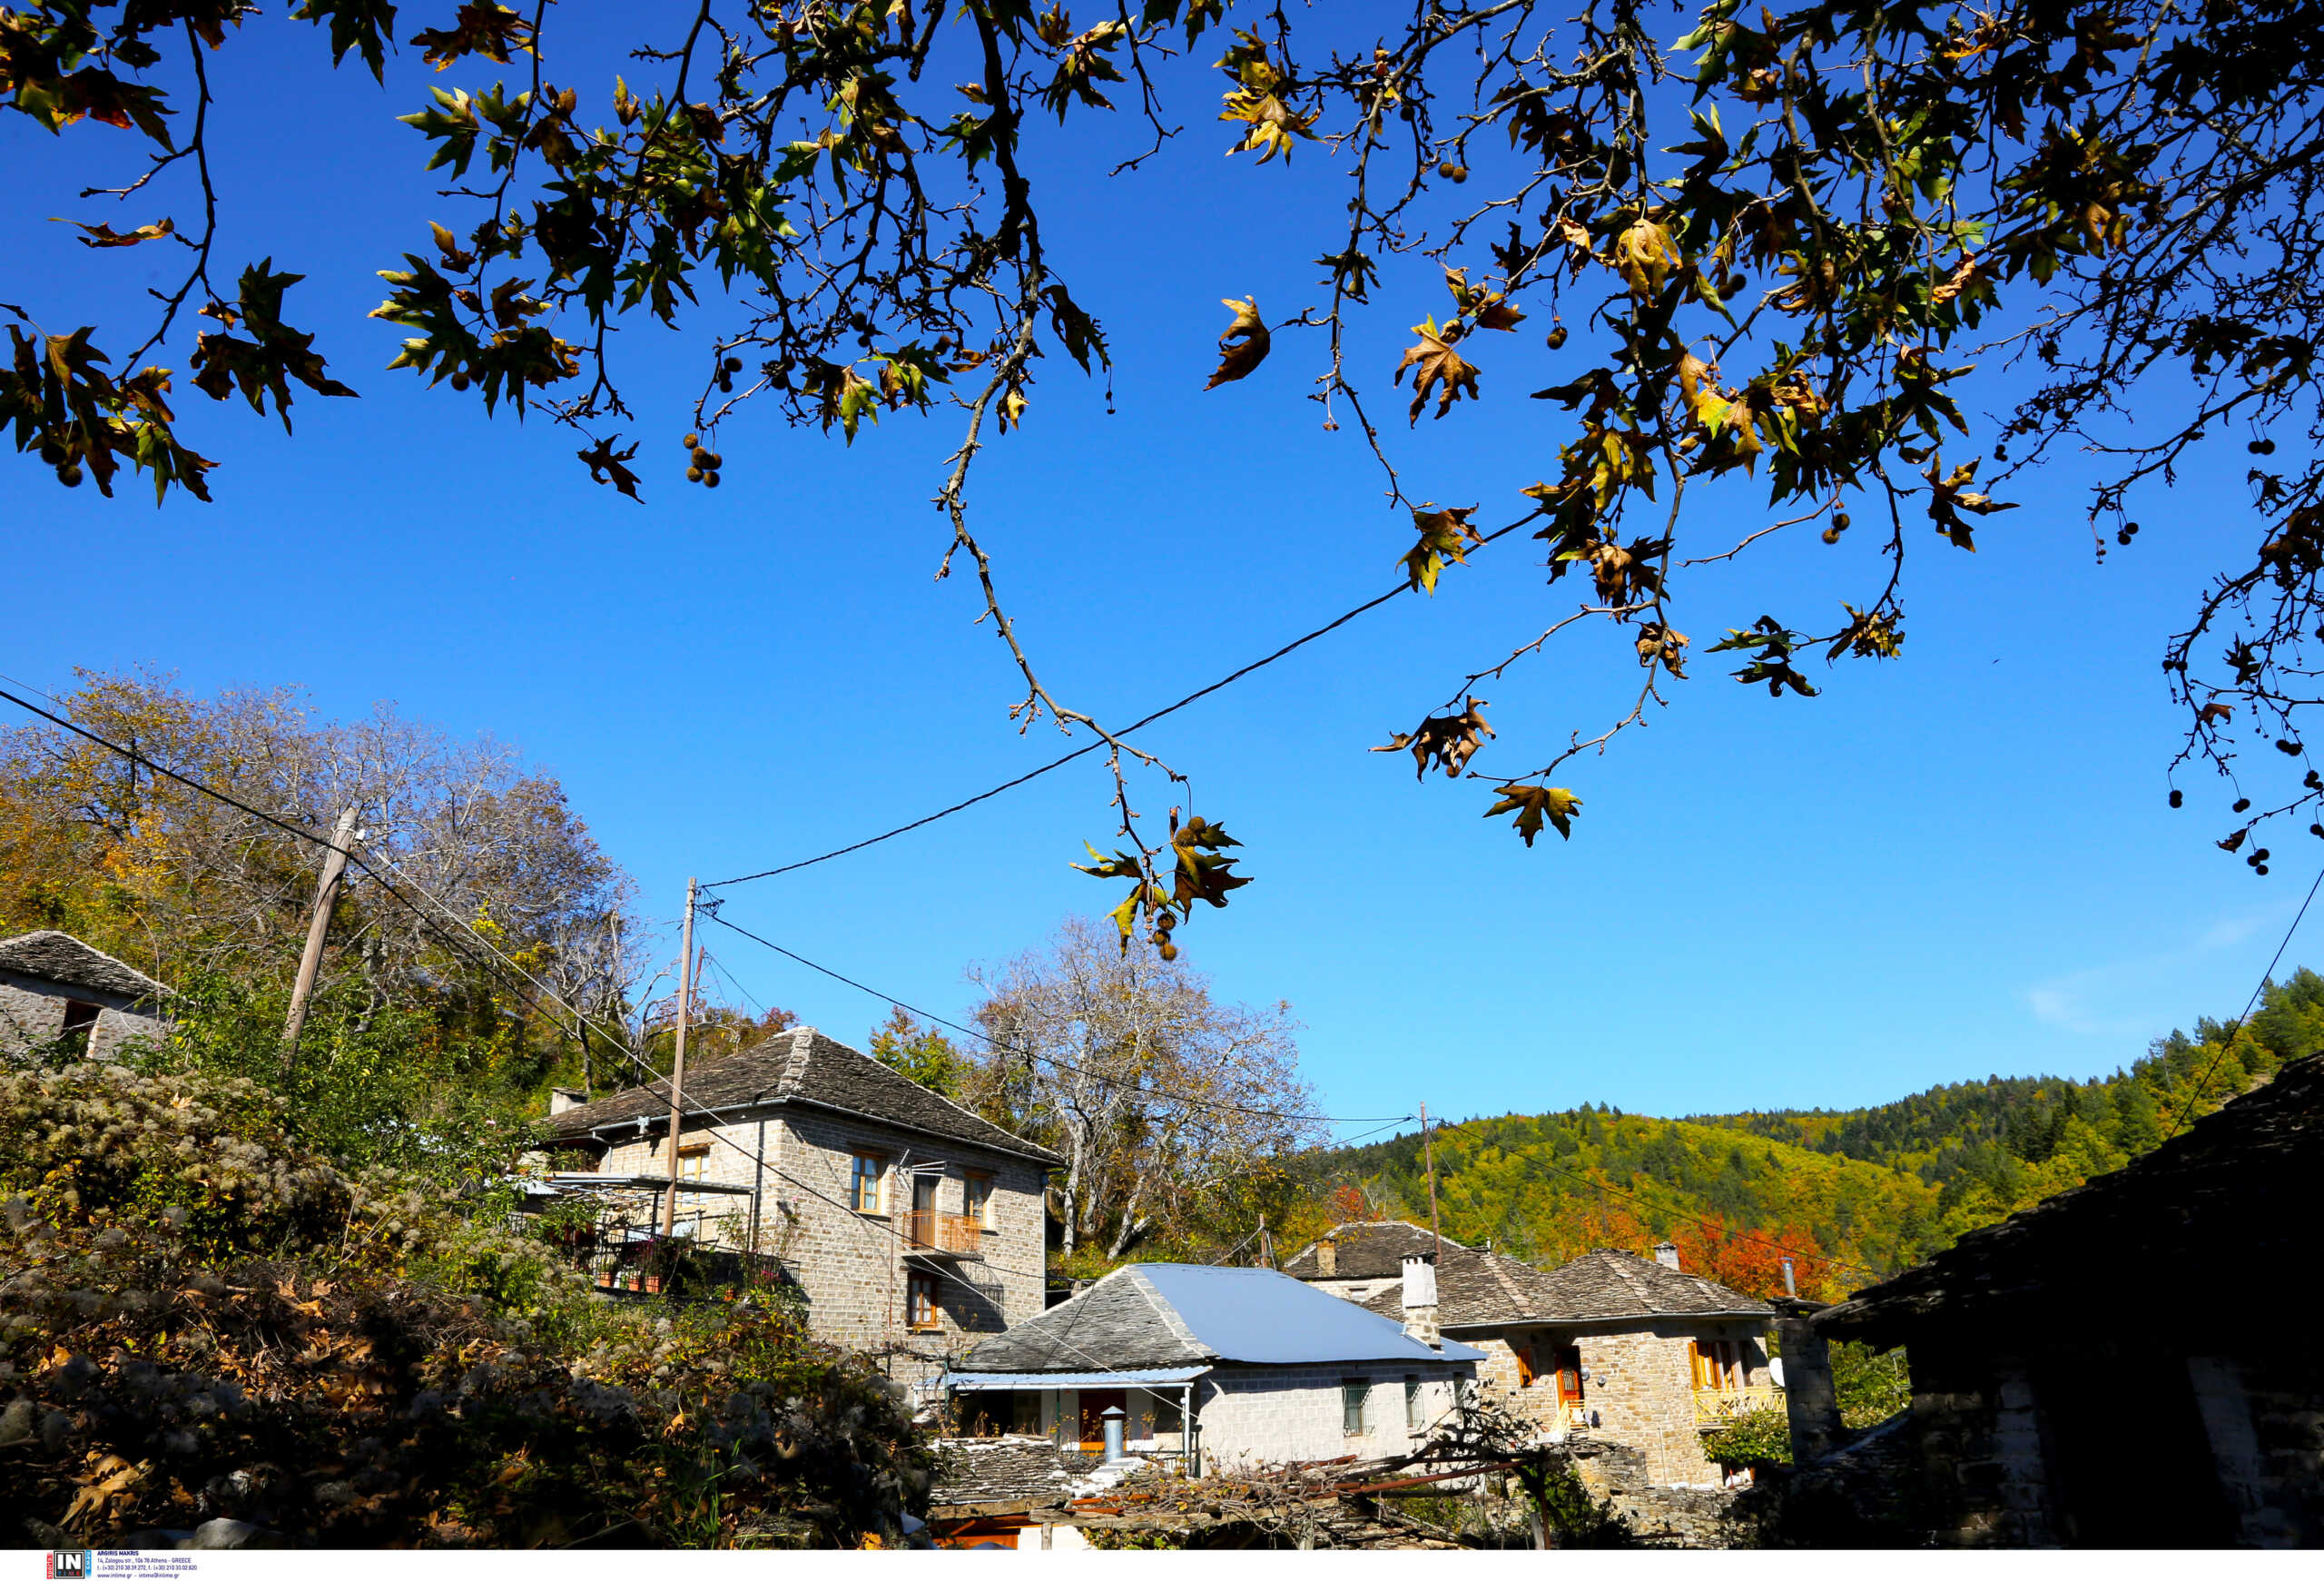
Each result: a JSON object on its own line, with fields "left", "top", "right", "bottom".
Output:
{"left": 1169, "top": 811, "right": 1251, "bottom": 913}
{"left": 2198, "top": 700, "right": 2234, "bottom": 726}
{"left": 409, "top": 2, "right": 536, "bottom": 71}
{"left": 1483, "top": 783, "right": 1581, "bottom": 845}
{"left": 1374, "top": 697, "right": 1493, "bottom": 779}
{"left": 1205, "top": 296, "right": 1269, "bottom": 389}
{"left": 1930, "top": 253, "right": 1985, "bottom": 307}
{"left": 1395, "top": 315, "right": 1480, "bottom": 422}
{"left": 1924, "top": 456, "right": 2017, "bottom": 550}
{"left": 1400, "top": 501, "right": 1482, "bottom": 593}
{"left": 1614, "top": 216, "right": 1682, "bottom": 294}
{"left": 577, "top": 434, "right": 642, "bottom": 500}
{"left": 62, "top": 217, "right": 175, "bottom": 249}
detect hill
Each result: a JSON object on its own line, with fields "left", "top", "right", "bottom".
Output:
{"left": 1299, "top": 971, "right": 2322, "bottom": 1300}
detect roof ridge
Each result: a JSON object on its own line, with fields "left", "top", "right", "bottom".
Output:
{"left": 1123, "top": 1267, "right": 1211, "bottom": 1359}
{"left": 0, "top": 929, "right": 169, "bottom": 997}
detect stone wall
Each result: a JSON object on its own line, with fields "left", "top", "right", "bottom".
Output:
{"left": 0, "top": 974, "right": 169, "bottom": 1065}
{"left": 594, "top": 1103, "right": 1048, "bottom": 1386}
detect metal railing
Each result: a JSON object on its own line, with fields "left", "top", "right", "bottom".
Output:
{"left": 902, "top": 1209, "right": 986, "bottom": 1257}
{"left": 1692, "top": 1385, "right": 1785, "bottom": 1427}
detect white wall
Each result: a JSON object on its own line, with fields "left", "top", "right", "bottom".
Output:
{"left": 1193, "top": 1362, "right": 1470, "bottom": 1471}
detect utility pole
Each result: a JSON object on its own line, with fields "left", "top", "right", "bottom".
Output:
{"left": 1421, "top": 1101, "right": 1443, "bottom": 1269}
{"left": 662, "top": 878, "right": 697, "bottom": 1238}
{"left": 281, "top": 806, "right": 360, "bottom": 1082}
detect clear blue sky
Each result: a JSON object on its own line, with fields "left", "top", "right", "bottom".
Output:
{"left": 3, "top": 7, "right": 2301, "bottom": 1134}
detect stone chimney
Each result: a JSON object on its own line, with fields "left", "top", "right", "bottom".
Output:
{"left": 1401, "top": 1253, "right": 1441, "bottom": 1349}
{"left": 1653, "top": 1240, "right": 1681, "bottom": 1270}
{"left": 548, "top": 1086, "right": 587, "bottom": 1115}
{"left": 1316, "top": 1240, "right": 1337, "bottom": 1277}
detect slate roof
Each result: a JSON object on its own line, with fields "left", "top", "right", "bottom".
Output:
{"left": 930, "top": 1437, "right": 1098, "bottom": 1511}
{"left": 1819, "top": 1053, "right": 2324, "bottom": 1348}
{"left": 540, "top": 1024, "right": 1064, "bottom": 1167}
{"left": 0, "top": 931, "right": 167, "bottom": 1003}
{"left": 1359, "top": 1246, "right": 1771, "bottom": 1329}
{"left": 1281, "top": 1220, "right": 1468, "bottom": 1281}
{"left": 959, "top": 1263, "right": 1484, "bottom": 1374}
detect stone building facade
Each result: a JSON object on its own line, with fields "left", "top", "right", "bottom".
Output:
{"left": 1785, "top": 1052, "right": 2324, "bottom": 1547}
{"left": 541, "top": 1025, "right": 1061, "bottom": 1386}
{"left": 0, "top": 930, "right": 170, "bottom": 1065}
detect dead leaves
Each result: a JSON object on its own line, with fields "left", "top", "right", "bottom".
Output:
{"left": 1205, "top": 296, "right": 1269, "bottom": 389}
{"left": 1614, "top": 217, "right": 1682, "bottom": 295}
{"left": 1924, "top": 456, "right": 2016, "bottom": 549}
{"left": 577, "top": 434, "right": 642, "bottom": 500}
{"left": 1401, "top": 502, "right": 1481, "bottom": 593}
{"left": 1374, "top": 697, "right": 1493, "bottom": 779}
{"left": 1708, "top": 616, "right": 1820, "bottom": 697}
{"left": 63, "top": 217, "right": 176, "bottom": 249}
{"left": 409, "top": 3, "right": 536, "bottom": 72}
{"left": 64, "top": 1452, "right": 148, "bottom": 1531}
{"left": 1074, "top": 811, "right": 1252, "bottom": 952}
{"left": 1483, "top": 783, "right": 1581, "bottom": 845}
{"left": 1217, "top": 31, "right": 1316, "bottom": 163}
{"left": 1395, "top": 316, "right": 1479, "bottom": 422}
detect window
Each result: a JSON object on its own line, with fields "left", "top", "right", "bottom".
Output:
{"left": 963, "top": 1171, "right": 994, "bottom": 1228}
{"left": 60, "top": 1000, "right": 99, "bottom": 1056}
{"left": 1689, "top": 1339, "right": 1745, "bottom": 1391}
{"left": 1513, "top": 1339, "right": 1540, "bottom": 1388}
{"left": 850, "top": 1151, "right": 886, "bottom": 1213}
{"left": 907, "top": 1272, "right": 939, "bottom": 1330}
{"left": 1342, "top": 1378, "right": 1370, "bottom": 1436}
{"left": 1404, "top": 1377, "right": 1424, "bottom": 1431}
{"left": 676, "top": 1144, "right": 709, "bottom": 1184}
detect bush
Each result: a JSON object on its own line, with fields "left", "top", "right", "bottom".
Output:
{"left": 0, "top": 1063, "right": 928, "bottom": 1547}
{"left": 1703, "top": 1406, "right": 1792, "bottom": 1467}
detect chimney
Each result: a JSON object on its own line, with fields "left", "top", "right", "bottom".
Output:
{"left": 548, "top": 1086, "right": 587, "bottom": 1115}
{"left": 1316, "top": 1240, "right": 1337, "bottom": 1278}
{"left": 1653, "top": 1240, "right": 1681, "bottom": 1270}
{"left": 1401, "top": 1253, "right": 1441, "bottom": 1349}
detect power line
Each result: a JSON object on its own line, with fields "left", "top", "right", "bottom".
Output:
{"left": 704, "top": 908, "right": 1414, "bottom": 1128}
{"left": 699, "top": 521, "right": 1529, "bottom": 891}
{"left": 2158, "top": 859, "right": 2324, "bottom": 1140}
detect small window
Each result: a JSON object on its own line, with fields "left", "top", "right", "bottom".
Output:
{"left": 1689, "top": 1339, "right": 1743, "bottom": 1391}
{"left": 677, "top": 1143, "right": 709, "bottom": 1183}
{"left": 963, "top": 1171, "right": 994, "bottom": 1228}
{"left": 1513, "top": 1340, "right": 1539, "bottom": 1388}
{"left": 908, "top": 1271, "right": 939, "bottom": 1330}
{"left": 851, "top": 1152, "right": 886, "bottom": 1213}
{"left": 60, "top": 1000, "right": 99, "bottom": 1055}
{"left": 1404, "top": 1376, "right": 1423, "bottom": 1431}
{"left": 1342, "top": 1378, "right": 1370, "bottom": 1436}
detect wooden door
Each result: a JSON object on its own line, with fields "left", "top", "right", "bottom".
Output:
{"left": 1077, "top": 1388, "right": 1127, "bottom": 1450}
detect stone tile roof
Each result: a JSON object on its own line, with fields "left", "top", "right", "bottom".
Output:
{"left": 1360, "top": 1246, "right": 1771, "bottom": 1329}
{"left": 930, "top": 1436, "right": 1098, "bottom": 1511}
{"left": 1819, "top": 1053, "right": 2324, "bottom": 1347}
{"left": 0, "top": 931, "right": 167, "bottom": 1003}
{"left": 540, "top": 1024, "right": 1064, "bottom": 1167}
{"left": 1280, "top": 1220, "right": 1468, "bottom": 1281}
{"left": 959, "top": 1264, "right": 1482, "bottom": 1374}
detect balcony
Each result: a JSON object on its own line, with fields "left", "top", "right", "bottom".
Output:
{"left": 902, "top": 1209, "right": 987, "bottom": 1260}
{"left": 1693, "top": 1385, "right": 1785, "bottom": 1428}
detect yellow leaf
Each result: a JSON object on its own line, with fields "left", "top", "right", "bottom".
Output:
{"left": 1205, "top": 296, "right": 1270, "bottom": 389}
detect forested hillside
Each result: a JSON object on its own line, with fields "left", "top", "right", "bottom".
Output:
{"left": 1303, "top": 973, "right": 2320, "bottom": 1300}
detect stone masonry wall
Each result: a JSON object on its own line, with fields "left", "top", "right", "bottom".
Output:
{"left": 1192, "top": 1362, "right": 1470, "bottom": 1472}
{"left": 595, "top": 1104, "right": 1046, "bottom": 1387}
{"left": 0, "top": 977, "right": 168, "bottom": 1065}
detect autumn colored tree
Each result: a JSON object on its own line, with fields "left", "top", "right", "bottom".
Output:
{"left": 15, "top": 0, "right": 2324, "bottom": 902}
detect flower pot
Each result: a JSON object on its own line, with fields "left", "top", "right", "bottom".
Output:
{"left": 596, "top": 1270, "right": 614, "bottom": 1290}
{"left": 644, "top": 1275, "right": 663, "bottom": 1294}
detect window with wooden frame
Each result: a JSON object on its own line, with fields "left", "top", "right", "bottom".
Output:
{"left": 907, "top": 1271, "right": 940, "bottom": 1330}
{"left": 1513, "top": 1340, "right": 1540, "bottom": 1387}
{"left": 1342, "top": 1378, "right": 1370, "bottom": 1436}
{"left": 963, "top": 1171, "right": 994, "bottom": 1228}
{"left": 1403, "top": 1376, "right": 1424, "bottom": 1431}
{"left": 1689, "top": 1339, "right": 1746, "bottom": 1391}
{"left": 850, "top": 1151, "right": 887, "bottom": 1213}
{"left": 676, "top": 1143, "right": 710, "bottom": 1186}
{"left": 1552, "top": 1346, "right": 1584, "bottom": 1405}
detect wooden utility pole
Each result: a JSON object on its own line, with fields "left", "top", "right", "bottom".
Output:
{"left": 281, "top": 806, "right": 360, "bottom": 1082}
{"left": 1421, "top": 1102, "right": 1443, "bottom": 1268}
{"left": 662, "top": 878, "right": 698, "bottom": 1237}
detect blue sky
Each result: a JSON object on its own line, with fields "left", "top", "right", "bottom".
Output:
{"left": 3, "top": 6, "right": 2303, "bottom": 1134}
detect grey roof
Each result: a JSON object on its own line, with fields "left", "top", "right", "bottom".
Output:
{"left": 541, "top": 1025, "right": 1064, "bottom": 1167}
{"left": 930, "top": 1436, "right": 1098, "bottom": 1511}
{"left": 0, "top": 931, "right": 167, "bottom": 1002}
{"left": 1281, "top": 1220, "right": 1467, "bottom": 1281}
{"left": 1361, "top": 1246, "right": 1772, "bottom": 1329}
{"left": 1819, "top": 1053, "right": 2324, "bottom": 1347}
{"left": 960, "top": 1264, "right": 1483, "bottom": 1375}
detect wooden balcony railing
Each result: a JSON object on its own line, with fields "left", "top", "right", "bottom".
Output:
{"left": 902, "top": 1209, "right": 986, "bottom": 1258}
{"left": 1692, "top": 1385, "right": 1784, "bottom": 1427}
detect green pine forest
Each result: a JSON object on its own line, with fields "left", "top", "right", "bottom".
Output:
{"left": 1303, "top": 971, "right": 2324, "bottom": 1300}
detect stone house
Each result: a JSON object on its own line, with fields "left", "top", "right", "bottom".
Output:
{"left": 1786, "top": 1052, "right": 2324, "bottom": 1547}
{"left": 1310, "top": 1240, "right": 1777, "bottom": 1487}
{"left": 539, "top": 1024, "right": 1062, "bottom": 1386}
{"left": 1278, "top": 1219, "right": 1466, "bottom": 1305}
{"left": 945, "top": 1262, "right": 1481, "bottom": 1474}
{"left": 0, "top": 930, "right": 170, "bottom": 1064}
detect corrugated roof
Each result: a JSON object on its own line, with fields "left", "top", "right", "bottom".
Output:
{"left": 540, "top": 1025, "right": 1063, "bottom": 1167}
{"left": 1281, "top": 1220, "right": 1466, "bottom": 1281}
{"left": 0, "top": 931, "right": 167, "bottom": 1003}
{"left": 946, "top": 1367, "right": 1210, "bottom": 1390}
{"left": 959, "top": 1264, "right": 1483, "bottom": 1375}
